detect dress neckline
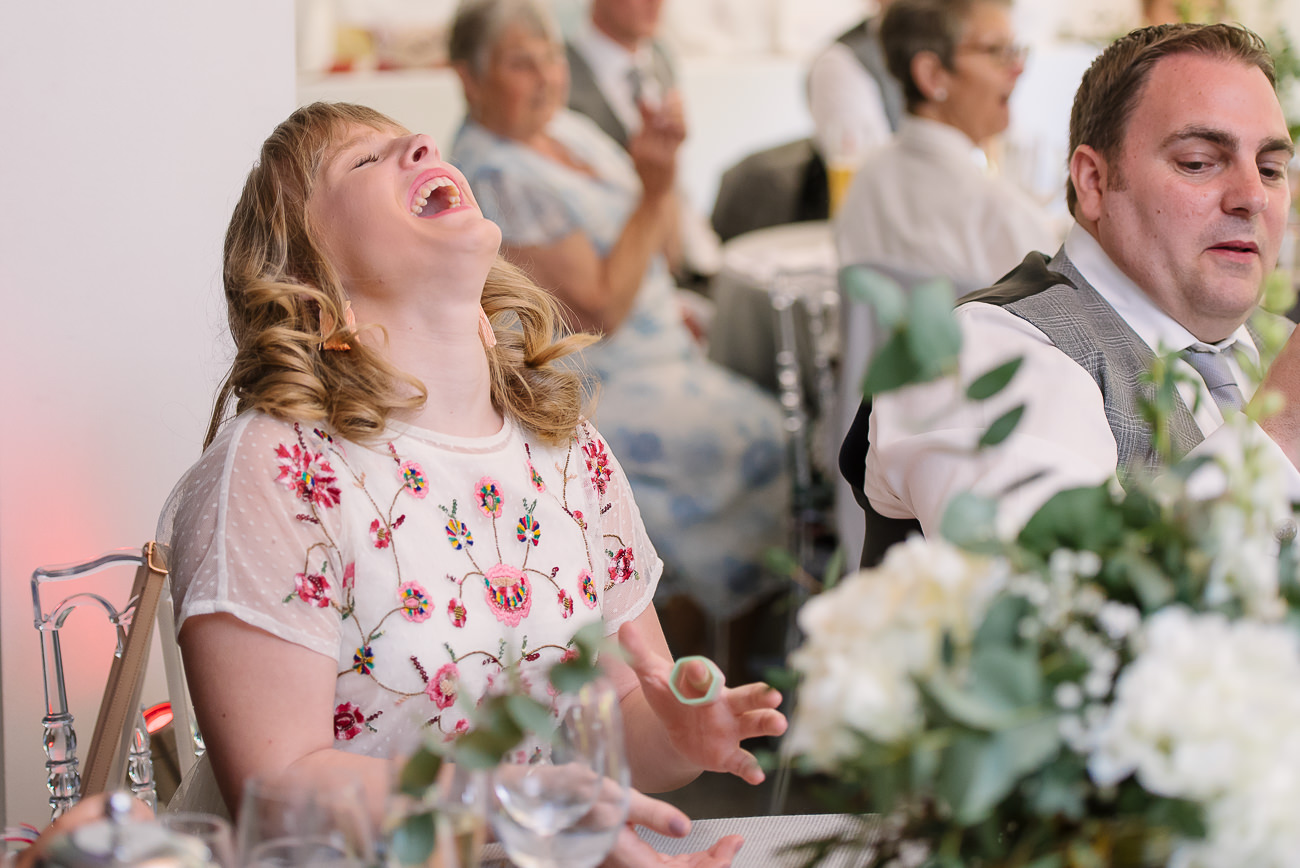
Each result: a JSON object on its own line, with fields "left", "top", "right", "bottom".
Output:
{"left": 385, "top": 415, "right": 515, "bottom": 454}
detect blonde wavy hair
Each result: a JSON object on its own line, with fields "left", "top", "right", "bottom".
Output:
{"left": 206, "top": 101, "right": 595, "bottom": 449}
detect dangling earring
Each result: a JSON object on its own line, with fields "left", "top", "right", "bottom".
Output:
{"left": 320, "top": 299, "right": 356, "bottom": 351}
{"left": 479, "top": 306, "right": 497, "bottom": 349}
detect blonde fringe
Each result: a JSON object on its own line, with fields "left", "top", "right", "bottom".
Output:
{"left": 206, "top": 101, "right": 595, "bottom": 450}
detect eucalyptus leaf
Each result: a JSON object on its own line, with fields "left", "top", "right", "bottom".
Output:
{"left": 841, "top": 265, "right": 906, "bottom": 328}
{"left": 1146, "top": 797, "right": 1207, "bottom": 838}
{"left": 904, "top": 280, "right": 962, "bottom": 377}
{"left": 970, "top": 645, "right": 1043, "bottom": 709}
{"left": 1018, "top": 485, "right": 1122, "bottom": 555}
{"left": 974, "top": 595, "right": 1030, "bottom": 650}
{"left": 978, "top": 404, "right": 1025, "bottom": 449}
{"left": 397, "top": 745, "right": 443, "bottom": 799}
{"left": 861, "top": 330, "right": 926, "bottom": 395}
{"left": 939, "top": 491, "right": 999, "bottom": 552}
{"left": 966, "top": 357, "right": 1024, "bottom": 401}
{"left": 505, "top": 694, "right": 556, "bottom": 739}
{"left": 921, "top": 675, "right": 1020, "bottom": 730}
{"left": 550, "top": 659, "right": 601, "bottom": 694}
{"left": 939, "top": 716, "right": 1060, "bottom": 825}
{"left": 390, "top": 811, "right": 436, "bottom": 866}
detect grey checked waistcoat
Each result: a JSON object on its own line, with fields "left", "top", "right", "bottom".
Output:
{"left": 960, "top": 248, "right": 1290, "bottom": 476}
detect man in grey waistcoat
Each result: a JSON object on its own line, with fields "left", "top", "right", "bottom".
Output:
{"left": 843, "top": 22, "right": 1300, "bottom": 549}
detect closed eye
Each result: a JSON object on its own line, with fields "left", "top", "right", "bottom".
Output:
{"left": 353, "top": 153, "right": 380, "bottom": 169}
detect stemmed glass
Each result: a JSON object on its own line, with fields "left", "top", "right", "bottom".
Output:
{"left": 157, "top": 812, "right": 238, "bottom": 868}
{"left": 489, "top": 681, "right": 630, "bottom": 868}
{"left": 237, "top": 771, "right": 375, "bottom": 868}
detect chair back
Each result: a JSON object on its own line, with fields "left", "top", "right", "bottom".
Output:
{"left": 31, "top": 542, "right": 197, "bottom": 819}
{"left": 835, "top": 263, "right": 979, "bottom": 567}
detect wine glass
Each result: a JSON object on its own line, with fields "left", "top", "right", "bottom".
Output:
{"left": 157, "top": 812, "right": 238, "bottom": 868}
{"left": 237, "top": 771, "right": 375, "bottom": 868}
{"left": 489, "top": 681, "right": 630, "bottom": 868}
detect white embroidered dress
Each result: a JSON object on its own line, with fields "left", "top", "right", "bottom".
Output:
{"left": 165, "top": 411, "right": 660, "bottom": 760}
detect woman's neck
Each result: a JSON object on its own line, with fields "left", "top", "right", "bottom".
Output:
{"left": 353, "top": 296, "right": 503, "bottom": 438}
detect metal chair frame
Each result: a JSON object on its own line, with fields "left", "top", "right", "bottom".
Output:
{"left": 32, "top": 543, "right": 202, "bottom": 819}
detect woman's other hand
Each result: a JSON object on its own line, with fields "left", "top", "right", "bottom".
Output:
{"left": 617, "top": 619, "right": 787, "bottom": 786}
{"left": 601, "top": 789, "right": 743, "bottom": 867}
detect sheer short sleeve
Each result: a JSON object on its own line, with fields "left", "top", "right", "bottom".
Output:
{"left": 469, "top": 164, "right": 580, "bottom": 249}
{"left": 577, "top": 423, "right": 662, "bottom": 633}
{"left": 158, "top": 413, "right": 345, "bottom": 660}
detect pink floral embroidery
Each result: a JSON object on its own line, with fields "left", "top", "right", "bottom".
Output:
{"left": 528, "top": 461, "right": 546, "bottom": 492}
{"left": 578, "top": 570, "right": 598, "bottom": 609}
{"left": 275, "top": 442, "right": 342, "bottom": 508}
{"left": 483, "top": 562, "right": 532, "bottom": 626}
{"left": 341, "top": 562, "right": 356, "bottom": 590}
{"left": 609, "top": 548, "right": 635, "bottom": 585}
{"left": 293, "top": 572, "right": 330, "bottom": 607}
{"left": 370, "top": 515, "right": 405, "bottom": 549}
{"left": 398, "top": 582, "right": 432, "bottom": 622}
{"left": 426, "top": 663, "right": 459, "bottom": 709}
{"left": 443, "top": 718, "right": 470, "bottom": 743}
{"left": 572, "top": 510, "right": 587, "bottom": 531}
{"left": 334, "top": 702, "right": 364, "bottom": 740}
{"left": 582, "top": 438, "right": 613, "bottom": 497}
{"left": 448, "top": 598, "right": 468, "bottom": 628}
{"left": 400, "top": 460, "right": 429, "bottom": 499}
{"left": 475, "top": 477, "right": 503, "bottom": 517}
{"left": 558, "top": 589, "right": 574, "bottom": 619}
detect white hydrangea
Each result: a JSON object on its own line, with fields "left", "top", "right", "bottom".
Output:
{"left": 1088, "top": 607, "right": 1300, "bottom": 867}
{"left": 786, "top": 536, "right": 1008, "bottom": 768}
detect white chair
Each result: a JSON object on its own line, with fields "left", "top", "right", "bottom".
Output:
{"left": 31, "top": 542, "right": 201, "bottom": 819}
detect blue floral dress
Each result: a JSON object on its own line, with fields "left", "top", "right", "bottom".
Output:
{"left": 452, "top": 111, "right": 789, "bottom": 618}
{"left": 166, "top": 412, "right": 658, "bottom": 760}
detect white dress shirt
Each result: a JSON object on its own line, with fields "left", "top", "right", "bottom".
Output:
{"left": 863, "top": 222, "right": 1300, "bottom": 537}
{"left": 570, "top": 21, "right": 662, "bottom": 138}
{"left": 807, "top": 40, "right": 893, "bottom": 164}
{"left": 834, "top": 116, "right": 1059, "bottom": 289}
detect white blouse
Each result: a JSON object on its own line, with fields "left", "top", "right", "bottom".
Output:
{"left": 164, "top": 411, "right": 660, "bottom": 760}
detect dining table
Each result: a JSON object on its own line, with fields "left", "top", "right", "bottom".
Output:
{"left": 480, "top": 813, "right": 877, "bottom": 867}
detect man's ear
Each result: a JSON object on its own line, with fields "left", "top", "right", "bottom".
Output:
{"left": 1070, "top": 144, "right": 1110, "bottom": 224}
{"left": 910, "top": 51, "right": 952, "bottom": 103}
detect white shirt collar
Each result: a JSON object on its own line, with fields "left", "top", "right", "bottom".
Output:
{"left": 897, "top": 116, "right": 989, "bottom": 172}
{"left": 572, "top": 21, "right": 653, "bottom": 134}
{"left": 1062, "top": 222, "right": 1258, "bottom": 365}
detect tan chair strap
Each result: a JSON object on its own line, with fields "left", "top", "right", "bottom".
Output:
{"left": 81, "top": 541, "right": 171, "bottom": 798}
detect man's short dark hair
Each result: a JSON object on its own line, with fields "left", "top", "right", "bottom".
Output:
{"left": 1066, "top": 23, "right": 1276, "bottom": 216}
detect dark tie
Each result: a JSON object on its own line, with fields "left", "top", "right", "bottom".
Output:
{"left": 1181, "top": 342, "right": 1245, "bottom": 414}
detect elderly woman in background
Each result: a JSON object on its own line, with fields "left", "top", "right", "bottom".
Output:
{"left": 448, "top": 0, "right": 789, "bottom": 623}
{"left": 833, "top": 0, "right": 1057, "bottom": 285}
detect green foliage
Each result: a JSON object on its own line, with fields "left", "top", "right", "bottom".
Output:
{"left": 979, "top": 405, "right": 1026, "bottom": 449}
{"left": 849, "top": 267, "right": 962, "bottom": 396}
{"left": 966, "top": 357, "right": 1024, "bottom": 402}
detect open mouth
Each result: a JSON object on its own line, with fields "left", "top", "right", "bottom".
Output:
{"left": 410, "top": 174, "right": 465, "bottom": 218}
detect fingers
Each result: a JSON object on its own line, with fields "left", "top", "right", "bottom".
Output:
{"left": 679, "top": 659, "right": 717, "bottom": 697}
{"left": 704, "top": 835, "right": 743, "bottom": 865}
{"left": 626, "top": 788, "right": 691, "bottom": 838}
{"left": 738, "top": 708, "right": 788, "bottom": 741}
{"left": 724, "top": 682, "right": 784, "bottom": 713}
{"left": 618, "top": 621, "right": 668, "bottom": 684}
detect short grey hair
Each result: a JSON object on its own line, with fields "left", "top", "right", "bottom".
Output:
{"left": 449, "top": 0, "right": 562, "bottom": 77}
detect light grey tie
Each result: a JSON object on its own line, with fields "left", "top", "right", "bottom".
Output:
{"left": 1181, "top": 342, "right": 1245, "bottom": 413}
{"left": 627, "top": 66, "right": 644, "bottom": 107}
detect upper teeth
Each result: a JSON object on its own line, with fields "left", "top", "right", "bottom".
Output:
{"left": 410, "top": 176, "right": 462, "bottom": 216}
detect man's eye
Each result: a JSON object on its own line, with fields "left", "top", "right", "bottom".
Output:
{"left": 1179, "top": 161, "right": 1209, "bottom": 171}
{"left": 353, "top": 153, "right": 380, "bottom": 169}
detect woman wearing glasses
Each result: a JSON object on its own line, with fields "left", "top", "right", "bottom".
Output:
{"left": 833, "top": 0, "right": 1057, "bottom": 287}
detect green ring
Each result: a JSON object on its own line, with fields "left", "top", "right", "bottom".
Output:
{"left": 669, "top": 655, "right": 724, "bottom": 705}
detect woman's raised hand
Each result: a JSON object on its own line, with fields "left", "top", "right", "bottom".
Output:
{"left": 628, "top": 91, "right": 686, "bottom": 201}
{"left": 617, "top": 619, "right": 787, "bottom": 786}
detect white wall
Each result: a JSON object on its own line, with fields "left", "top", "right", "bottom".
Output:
{"left": 0, "top": 2, "right": 295, "bottom": 828}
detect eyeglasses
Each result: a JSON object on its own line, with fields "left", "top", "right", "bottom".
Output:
{"left": 956, "top": 42, "right": 1028, "bottom": 67}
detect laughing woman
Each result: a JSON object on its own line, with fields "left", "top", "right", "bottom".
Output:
{"left": 448, "top": 0, "right": 790, "bottom": 622}
{"left": 161, "top": 101, "right": 785, "bottom": 867}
